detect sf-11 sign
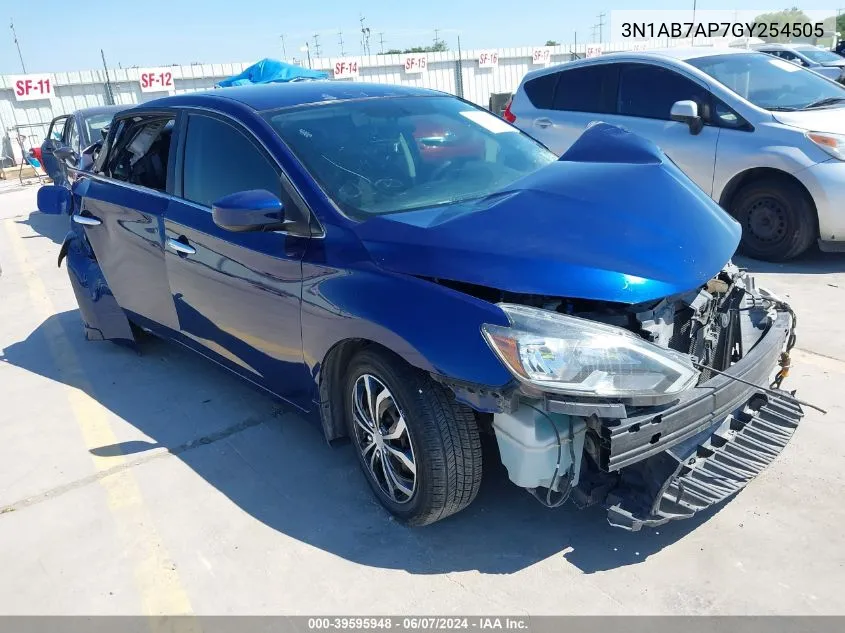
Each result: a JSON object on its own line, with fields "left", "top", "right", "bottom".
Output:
{"left": 139, "top": 68, "right": 175, "bottom": 92}
{"left": 10, "top": 74, "right": 53, "bottom": 101}
{"left": 477, "top": 51, "right": 499, "bottom": 68}
{"left": 334, "top": 58, "right": 361, "bottom": 79}
{"left": 403, "top": 54, "right": 428, "bottom": 74}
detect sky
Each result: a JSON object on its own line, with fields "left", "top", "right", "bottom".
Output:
{"left": 1, "top": 0, "right": 841, "bottom": 74}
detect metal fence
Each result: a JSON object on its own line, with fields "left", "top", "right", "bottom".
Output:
{"left": 0, "top": 37, "right": 733, "bottom": 166}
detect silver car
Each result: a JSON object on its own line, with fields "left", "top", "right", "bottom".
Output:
{"left": 506, "top": 48, "right": 845, "bottom": 261}
{"left": 753, "top": 43, "right": 845, "bottom": 83}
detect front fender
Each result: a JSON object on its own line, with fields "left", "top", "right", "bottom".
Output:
{"left": 301, "top": 262, "right": 513, "bottom": 390}
{"left": 62, "top": 228, "right": 135, "bottom": 344}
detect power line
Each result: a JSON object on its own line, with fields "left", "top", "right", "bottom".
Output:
{"left": 312, "top": 33, "right": 321, "bottom": 57}
{"left": 9, "top": 19, "right": 26, "bottom": 73}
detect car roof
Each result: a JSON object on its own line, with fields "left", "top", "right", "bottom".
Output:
{"left": 140, "top": 81, "right": 440, "bottom": 112}
{"left": 73, "top": 105, "right": 124, "bottom": 118}
{"left": 755, "top": 43, "right": 816, "bottom": 51}
{"left": 603, "top": 47, "right": 750, "bottom": 61}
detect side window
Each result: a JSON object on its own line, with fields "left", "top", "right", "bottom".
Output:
{"left": 182, "top": 114, "right": 282, "bottom": 208}
{"left": 106, "top": 116, "right": 175, "bottom": 192}
{"left": 47, "top": 116, "right": 69, "bottom": 142}
{"left": 66, "top": 120, "right": 79, "bottom": 151}
{"left": 552, "top": 65, "right": 618, "bottom": 114}
{"left": 618, "top": 64, "right": 709, "bottom": 121}
{"left": 523, "top": 72, "right": 559, "bottom": 109}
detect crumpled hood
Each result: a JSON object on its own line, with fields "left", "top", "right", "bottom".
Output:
{"left": 772, "top": 107, "right": 845, "bottom": 134}
{"left": 353, "top": 123, "right": 741, "bottom": 305}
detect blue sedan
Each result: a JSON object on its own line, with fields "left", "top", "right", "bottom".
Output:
{"left": 38, "top": 82, "right": 802, "bottom": 530}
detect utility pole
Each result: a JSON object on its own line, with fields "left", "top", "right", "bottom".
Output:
{"left": 434, "top": 27, "right": 441, "bottom": 48}
{"left": 338, "top": 31, "right": 345, "bottom": 56}
{"left": 378, "top": 32, "right": 385, "bottom": 54}
{"left": 591, "top": 24, "right": 599, "bottom": 43}
{"left": 597, "top": 12, "right": 606, "bottom": 43}
{"left": 9, "top": 19, "right": 26, "bottom": 73}
{"left": 100, "top": 49, "right": 115, "bottom": 105}
{"left": 360, "top": 15, "right": 370, "bottom": 55}
{"left": 280, "top": 34, "right": 287, "bottom": 59}
{"left": 312, "top": 33, "right": 321, "bottom": 57}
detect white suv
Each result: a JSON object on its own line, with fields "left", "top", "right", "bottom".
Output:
{"left": 506, "top": 47, "right": 845, "bottom": 261}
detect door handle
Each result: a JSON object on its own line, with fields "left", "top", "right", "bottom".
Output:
{"left": 534, "top": 117, "right": 553, "bottom": 129}
{"left": 166, "top": 237, "right": 196, "bottom": 256}
{"left": 72, "top": 214, "right": 101, "bottom": 226}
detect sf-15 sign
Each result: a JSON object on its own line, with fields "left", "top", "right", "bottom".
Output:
{"left": 403, "top": 54, "right": 428, "bottom": 74}
{"left": 138, "top": 68, "right": 176, "bottom": 93}
{"left": 10, "top": 74, "right": 53, "bottom": 101}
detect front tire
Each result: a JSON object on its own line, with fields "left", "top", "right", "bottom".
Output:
{"left": 731, "top": 177, "right": 816, "bottom": 262}
{"left": 344, "top": 349, "right": 482, "bottom": 526}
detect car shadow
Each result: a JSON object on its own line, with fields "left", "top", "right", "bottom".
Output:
{"left": 15, "top": 210, "right": 68, "bottom": 246}
{"left": 735, "top": 249, "right": 845, "bottom": 275}
{"left": 1, "top": 310, "right": 720, "bottom": 576}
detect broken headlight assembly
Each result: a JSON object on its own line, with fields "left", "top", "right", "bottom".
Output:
{"left": 482, "top": 303, "right": 699, "bottom": 402}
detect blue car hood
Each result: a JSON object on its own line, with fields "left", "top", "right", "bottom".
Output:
{"left": 353, "top": 123, "right": 741, "bottom": 305}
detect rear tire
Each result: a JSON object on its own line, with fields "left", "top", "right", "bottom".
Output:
{"left": 730, "top": 177, "right": 816, "bottom": 262}
{"left": 344, "top": 349, "right": 482, "bottom": 526}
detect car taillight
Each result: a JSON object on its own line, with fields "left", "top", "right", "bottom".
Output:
{"left": 503, "top": 99, "right": 516, "bottom": 123}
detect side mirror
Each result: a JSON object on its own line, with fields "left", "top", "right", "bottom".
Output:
{"left": 37, "top": 184, "right": 73, "bottom": 215}
{"left": 670, "top": 100, "right": 703, "bottom": 135}
{"left": 211, "top": 189, "right": 285, "bottom": 232}
{"left": 54, "top": 145, "right": 80, "bottom": 165}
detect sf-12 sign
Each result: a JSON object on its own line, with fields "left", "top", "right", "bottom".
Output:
{"left": 585, "top": 44, "right": 604, "bottom": 58}
{"left": 139, "top": 68, "right": 175, "bottom": 92}
{"left": 477, "top": 51, "right": 499, "bottom": 68}
{"left": 403, "top": 54, "right": 428, "bottom": 74}
{"left": 334, "top": 58, "right": 361, "bottom": 79}
{"left": 532, "top": 47, "right": 553, "bottom": 65}
{"left": 10, "top": 74, "right": 53, "bottom": 101}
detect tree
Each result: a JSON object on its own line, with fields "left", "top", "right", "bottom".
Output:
{"left": 545, "top": 40, "right": 560, "bottom": 46}
{"left": 753, "top": 7, "right": 813, "bottom": 43}
{"left": 378, "top": 41, "right": 448, "bottom": 55}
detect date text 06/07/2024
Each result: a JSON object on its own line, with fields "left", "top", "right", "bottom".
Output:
{"left": 621, "top": 21, "right": 825, "bottom": 39}
{"left": 306, "top": 617, "right": 530, "bottom": 631}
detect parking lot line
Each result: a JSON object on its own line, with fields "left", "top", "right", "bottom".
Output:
{"left": 2, "top": 218, "right": 197, "bottom": 620}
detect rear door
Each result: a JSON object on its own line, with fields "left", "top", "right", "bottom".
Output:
{"left": 516, "top": 64, "right": 620, "bottom": 155}
{"left": 162, "top": 111, "right": 312, "bottom": 405}
{"left": 41, "top": 114, "right": 70, "bottom": 182}
{"left": 77, "top": 112, "right": 181, "bottom": 333}
{"left": 603, "top": 63, "right": 719, "bottom": 195}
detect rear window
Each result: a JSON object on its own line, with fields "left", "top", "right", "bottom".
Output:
{"left": 523, "top": 72, "right": 559, "bottom": 109}
{"left": 552, "top": 64, "right": 618, "bottom": 113}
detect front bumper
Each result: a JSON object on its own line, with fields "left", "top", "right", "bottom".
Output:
{"left": 795, "top": 158, "right": 845, "bottom": 244}
{"left": 573, "top": 304, "right": 803, "bottom": 530}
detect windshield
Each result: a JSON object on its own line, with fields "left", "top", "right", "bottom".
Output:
{"left": 82, "top": 114, "right": 115, "bottom": 146}
{"left": 797, "top": 48, "right": 842, "bottom": 64}
{"left": 264, "top": 96, "right": 556, "bottom": 219}
{"left": 688, "top": 52, "right": 845, "bottom": 110}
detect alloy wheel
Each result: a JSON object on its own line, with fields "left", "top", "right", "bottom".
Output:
{"left": 351, "top": 374, "right": 417, "bottom": 504}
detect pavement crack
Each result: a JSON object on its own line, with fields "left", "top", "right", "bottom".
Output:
{"left": 0, "top": 407, "right": 286, "bottom": 516}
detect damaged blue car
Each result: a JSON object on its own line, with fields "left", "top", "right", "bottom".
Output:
{"left": 37, "top": 83, "right": 803, "bottom": 530}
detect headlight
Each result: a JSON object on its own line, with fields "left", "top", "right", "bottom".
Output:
{"left": 807, "top": 131, "right": 845, "bottom": 161}
{"left": 482, "top": 304, "right": 699, "bottom": 400}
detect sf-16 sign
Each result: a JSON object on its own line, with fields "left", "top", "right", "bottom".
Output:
{"left": 10, "top": 74, "right": 53, "bottom": 101}
{"left": 138, "top": 68, "right": 175, "bottom": 92}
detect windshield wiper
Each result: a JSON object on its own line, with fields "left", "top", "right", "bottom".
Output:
{"left": 767, "top": 106, "right": 798, "bottom": 111}
{"left": 802, "top": 96, "right": 845, "bottom": 110}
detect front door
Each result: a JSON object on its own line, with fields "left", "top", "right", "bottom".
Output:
{"left": 604, "top": 63, "right": 720, "bottom": 195}
{"left": 76, "top": 113, "right": 181, "bottom": 333}
{"left": 41, "top": 114, "right": 70, "bottom": 182}
{"left": 162, "top": 111, "right": 312, "bottom": 407}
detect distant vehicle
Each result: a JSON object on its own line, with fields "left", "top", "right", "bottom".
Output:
{"left": 507, "top": 47, "right": 845, "bottom": 260}
{"left": 753, "top": 43, "right": 845, "bottom": 83}
{"left": 41, "top": 105, "right": 123, "bottom": 186}
{"left": 37, "top": 83, "right": 802, "bottom": 531}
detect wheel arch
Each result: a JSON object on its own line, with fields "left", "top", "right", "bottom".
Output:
{"left": 718, "top": 167, "right": 819, "bottom": 234}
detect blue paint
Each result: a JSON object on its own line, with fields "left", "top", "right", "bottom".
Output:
{"left": 38, "top": 84, "right": 741, "bottom": 419}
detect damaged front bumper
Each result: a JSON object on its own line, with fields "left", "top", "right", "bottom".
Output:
{"left": 486, "top": 284, "right": 804, "bottom": 530}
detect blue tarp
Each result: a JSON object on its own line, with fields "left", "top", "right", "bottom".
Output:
{"left": 216, "top": 58, "right": 328, "bottom": 87}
